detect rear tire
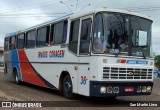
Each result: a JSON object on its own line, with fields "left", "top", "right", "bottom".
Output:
{"left": 63, "top": 75, "right": 75, "bottom": 99}
{"left": 14, "top": 70, "right": 20, "bottom": 85}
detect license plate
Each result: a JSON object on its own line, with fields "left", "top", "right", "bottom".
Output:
{"left": 125, "top": 87, "right": 134, "bottom": 92}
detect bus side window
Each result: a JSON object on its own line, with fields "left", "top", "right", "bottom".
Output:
{"left": 17, "top": 34, "right": 25, "bottom": 49}
{"left": 54, "top": 22, "right": 63, "bottom": 44}
{"left": 14, "top": 36, "right": 17, "bottom": 49}
{"left": 50, "top": 20, "right": 68, "bottom": 45}
{"left": 8, "top": 37, "right": 11, "bottom": 50}
{"left": 69, "top": 19, "right": 80, "bottom": 54}
{"left": 50, "top": 25, "right": 54, "bottom": 45}
{"left": 9, "top": 36, "right": 15, "bottom": 50}
{"left": 26, "top": 30, "right": 36, "bottom": 48}
{"left": 63, "top": 21, "right": 68, "bottom": 43}
{"left": 4, "top": 38, "right": 9, "bottom": 51}
{"left": 37, "top": 26, "right": 50, "bottom": 47}
{"left": 79, "top": 18, "right": 92, "bottom": 54}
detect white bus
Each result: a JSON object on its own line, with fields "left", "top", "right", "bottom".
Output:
{"left": 4, "top": 8, "right": 154, "bottom": 99}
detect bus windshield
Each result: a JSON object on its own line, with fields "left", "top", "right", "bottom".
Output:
{"left": 93, "top": 12, "right": 152, "bottom": 57}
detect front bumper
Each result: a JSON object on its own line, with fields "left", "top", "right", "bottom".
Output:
{"left": 90, "top": 81, "right": 153, "bottom": 97}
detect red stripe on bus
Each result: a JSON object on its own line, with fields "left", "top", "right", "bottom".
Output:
{"left": 18, "top": 50, "right": 48, "bottom": 87}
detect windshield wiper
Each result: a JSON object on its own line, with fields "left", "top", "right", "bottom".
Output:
{"left": 137, "top": 46, "right": 146, "bottom": 59}
{"left": 134, "top": 42, "right": 146, "bottom": 59}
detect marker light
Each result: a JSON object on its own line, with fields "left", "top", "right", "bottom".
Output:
{"left": 150, "top": 62, "right": 153, "bottom": 66}
{"left": 107, "top": 86, "right": 113, "bottom": 93}
{"left": 137, "top": 86, "right": 141, "bottom": 93}
{"left": 116, "top": 59, "right": 126, "bottom": 63}
{"left": 142, "top": 86, "right": 147, "bottom": 92}
{"left": 100, "top": 87, "right": 106, "bottom": 93}
{"left": 147, "top": 86, "right": 152, "bottom": 92}
{"left": 121, "top": 59, "right": 126, "bottom": 63}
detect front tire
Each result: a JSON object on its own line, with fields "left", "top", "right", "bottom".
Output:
{"left": 63, "top": 75, "right": 75, "bottom": 99}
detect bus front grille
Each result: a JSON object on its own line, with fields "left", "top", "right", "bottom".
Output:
{"left": 103, "top": 67, "right": 153, "bottom": 79}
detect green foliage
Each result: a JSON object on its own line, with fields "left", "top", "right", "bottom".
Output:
{"left": 155, "top": 55, "right": 160, "bottom": 69}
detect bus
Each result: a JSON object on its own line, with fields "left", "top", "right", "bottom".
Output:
{"left": 4, "top": 8, "right": 154, "bottom": 99}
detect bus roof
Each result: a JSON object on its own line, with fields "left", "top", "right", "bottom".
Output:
{"left": 70, "top": 7, "right": 152, "bottom": 20}
{"left": 5, "top": 7, "right": 152, "bottom": 38}
{"left": 5, "top": 32, "right": 16, "bottom": 38}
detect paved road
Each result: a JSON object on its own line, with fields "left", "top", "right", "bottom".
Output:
{"left": 0, "top": 71, "right": 160, "bottom": 110}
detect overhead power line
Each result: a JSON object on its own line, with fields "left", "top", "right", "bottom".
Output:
{"left": 76, "top": 0, "right": 79, "bottom": 10}
{"left": 0, "top": 0, "right": 73, "bottom": 15}
{"left": 0, "top": 0, "right": 91, "bottom": 18}
{"left": 122, "top": 4, "right": 160, "bottom": 10}
{"left": 0, "top": 0, "right": 76, "bottom": 18}
{"left": 0, "top": 12, "right": 68, "bottom": 16}
{"left": 0, "top": 12, "right": 68, "bottom": 18}
{"left": 0, "top": 0, "right": 57, "bottom": 14}
{"left": 0, "top": 16, "right": 60, "bottom": 18}
{"left": 133, "top": 8, "right": 160, "bottom": 12}
{"left": 60, "top": 1, "right": 73, "bottom": 12}
{"left": 120, "top": 4, "right": 160, "bottom": 12}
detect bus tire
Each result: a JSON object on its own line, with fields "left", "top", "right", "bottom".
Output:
{"left": 14, "top": 69, "right": 20, "bottom": 85}
{"left": 63, "top": 75, "right": 75, "bottom": 99}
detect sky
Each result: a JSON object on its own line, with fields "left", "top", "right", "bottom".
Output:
{"left": 0, "top": 0, "right": 160, "bottom": 55}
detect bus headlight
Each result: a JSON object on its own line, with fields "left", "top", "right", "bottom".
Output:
{"left": 113, "top": 87, "right": 119, "bottom": 93}
{"left": 107, "top": 86, "right": 113, "bottom": 93}
{"left": 142, "top": 86, "right": 146, "bottom": 92}
{"left": 137, "top": 86, "right": 141, "bottom": 93}
{"left": 100, "top": 87, "right": 106, "bottom": 93}
{"left": 147, "top": 86, "right": 152, "bottom": 92}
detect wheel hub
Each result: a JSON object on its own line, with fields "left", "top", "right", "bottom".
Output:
{"left": 64, "top": 82, "right": 71, "bottom": 92}
{"left": 16, "top": 74, "right": 18, "bottom": 82}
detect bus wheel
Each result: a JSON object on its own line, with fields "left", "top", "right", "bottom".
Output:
{"left": 14, "top": 70, "right": 20, "bottom": 84}
{"left": 63, "top": 75, "right": 75, "bottom": 99}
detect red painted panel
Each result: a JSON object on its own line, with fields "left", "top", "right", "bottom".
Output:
{"left": 18, "top": 50, "right": 47, "bottom": 87}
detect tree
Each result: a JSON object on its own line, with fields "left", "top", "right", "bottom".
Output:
{"left": 155, "top": 55, "right": 160, "bottom": 70}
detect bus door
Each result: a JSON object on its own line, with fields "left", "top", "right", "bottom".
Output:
{"left": 77, "top": 15, "right": 93, "bottom": 96}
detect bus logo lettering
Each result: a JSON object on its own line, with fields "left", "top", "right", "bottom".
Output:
{"left": 49, "top": 50, "right": 65, "bottom": 58}
{"left": 38, "top": 51, "right": 48, "bottom": 58}
{"left": 38, "top": 50, "right": 65, "bottom": 58}
{"left": 126, "top": 60, "right": 148, "bottom": 65}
